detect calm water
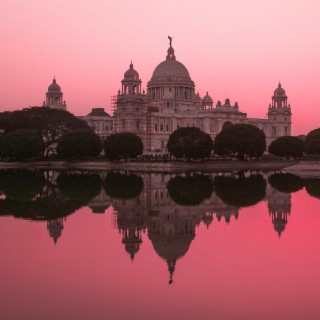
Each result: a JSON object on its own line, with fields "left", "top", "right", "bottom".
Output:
{"left": 0, "top": 169, "right": 319, "bottom": 320}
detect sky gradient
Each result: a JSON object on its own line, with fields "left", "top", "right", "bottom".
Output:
{"left": 1, "top": 0, "right": 319, "bottom": 135}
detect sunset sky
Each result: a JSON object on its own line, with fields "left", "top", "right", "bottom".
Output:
{"left": 1, "top": 0, "right": 319, "bottom": 135}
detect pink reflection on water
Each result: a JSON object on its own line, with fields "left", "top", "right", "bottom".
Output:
{"left": 0, "top": 186, "right": 319, "bottom": 319}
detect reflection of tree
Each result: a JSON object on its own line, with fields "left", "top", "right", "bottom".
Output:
{"left": 57, "top": 172, "right": 102, "bottom": 202}
{"left": 167, "top": 175, "right": 213, "bottom": 206}
{"left": 304, "top": 179, "right": 320, "bottom": 199}
{"left": 0, "top": 170, "right": 45, "bottom": 201}
{"left": 0, "top": 170, "right": 101, "bottom": 221}
{"left": 214, "top": 174, "right": 266, "bottom": 207}
{"left": 103, "top": 172, "right": 143, "bottom": 199}
{"left": 268, "top": 173, "right": 304, "bottom": 193}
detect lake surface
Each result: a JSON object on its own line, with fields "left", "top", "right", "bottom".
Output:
{"left": 0, "top": 169, "right": 319, "bottom": 320}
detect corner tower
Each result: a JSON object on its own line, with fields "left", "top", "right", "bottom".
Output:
{"left": 267, "top": 83, "right": 292, "bottom": 145}
{"left": 45, "top": 77, "right": 67, "bottom": 111}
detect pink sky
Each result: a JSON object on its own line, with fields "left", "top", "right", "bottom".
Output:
{"left": 1, "top": 0, "right": 319, "bottom": 135}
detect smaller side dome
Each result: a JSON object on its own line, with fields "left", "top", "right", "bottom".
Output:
{"left": 202, "top": 91, "right": 213, "bottom": 104}
{"left": 124, "top": 62, "right": 139, "bottom": 81}
{"left": 48, "top": 77, "right": 61, "bottom": 92}
{"left": 274, "top": 82, "right": 286, "bottom": 97}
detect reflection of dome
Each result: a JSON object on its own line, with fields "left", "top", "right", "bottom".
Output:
{"left": 274, "top": 82, "right": 286, "bottom": 97}
{"left": 124, "top": 62, "right": 139, "bottom": 80}
{"left": 274, "top": 220, "right": 286, "bottom": 237}
{"left": 202, "top": 92, "right": 213, "bottom": 104}
{"left": 149, "top": 232, "right": 195, "bottom": 284}
{"left": 202, "top": 212, "right": 213, "bottom": 228}
{"left": 151, "top": 235, "right": 194, "bottom": 262}
{"left": 149, "top": 46, "right": 192, "bottom": 84}
{"left": 123, "top": 237, "right": 142, "bottom": 261}
{"left": 47, "top": 218, "right": 64, "bottom": 244}
{"left": 48, "top": 78, "right": 61, "bottom": 92}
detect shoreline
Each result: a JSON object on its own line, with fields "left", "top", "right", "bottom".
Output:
{"left": 0, "top": 159, "right": 304, "bottom": 172}
{"left": 0, "top": 160, "right": 319, "bottom": 176}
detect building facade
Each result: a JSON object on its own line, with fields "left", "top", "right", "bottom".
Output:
{"left": 43, "top": 39, "right": 292, "bottom": 152}
{"left": 113, "top": 40, "right": 292, "bottom": 151}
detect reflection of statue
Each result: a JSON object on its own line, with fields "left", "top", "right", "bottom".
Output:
{"left": 168, "top": 35, "right": 172, "bottom": 47}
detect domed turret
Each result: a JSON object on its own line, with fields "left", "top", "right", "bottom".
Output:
{"left": 202, "top": 91, "right": 213, "bottom": 109}
{"left": 124, "top": 62, "right": 139, "bottom": 81}
{"left": 48, "top": 77, "right": 61, "bottom": 92}
{"left": 274, "top": 82, "right": 286, "bottom": 97}
{"left": 121, "top": 62, "right": 142, "bottom": 95}
{"left": 45, "top": 77, "right": 66, "bottom": 111}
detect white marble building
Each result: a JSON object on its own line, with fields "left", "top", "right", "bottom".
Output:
{"left": 113, "top": 40, "right": 292, "bottom": 151}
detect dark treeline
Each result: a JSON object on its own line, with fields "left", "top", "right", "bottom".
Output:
{"left": 0, "top": 169, "right": 319, "bottom": 222}
{"left": 1, "top": 108, "right": 320, "bottom": 161}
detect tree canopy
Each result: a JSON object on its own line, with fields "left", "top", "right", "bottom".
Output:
{"left": 305, "top": 128, "right": 320, "bottom": 154}
{"left": 268, "top": 136, "right": 304, "bottom": 158}
{"left": 0, "top": 107, "right": 91, "bottom": 157}
{"left": 103, "top": 172, "right": 144, "bottom": 199}
{"left": 268, "top": 173, "right": 304, "bottom": 193}
{"left": 167, "top": 174, "right": 213, "bottom": 205}
{"left": 214, "top": 173, "right": 266, "bottom": 207}
{"left": 214, "top": 124, "right": 266, "bottom": 159}
{"left": 1, "top": 129, "right": 43, "bottom": 160}
{"left": 167, "top": 127, "right": 213, "bottom": 159}
{"left": 304, "top": 179, "right": 320, "bottom": 199}
{"left": 103, "top": 132, "right": 143, "bottom": 161}
{"left": 57, "top": 130, "right": 102, "bottom": 159}
{"left": 0, "top": 170, "right": 92, "bottom": 220}
{"left": 57, "top": 172, "right": 102, "bottom": 202}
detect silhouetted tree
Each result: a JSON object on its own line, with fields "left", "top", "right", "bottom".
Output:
{"left": 268, "top": 136, "right": 304, "bottom": 158}
{"left": 103, "top": 172, "right": 143, "bottom": 199}
{"left": 167, "top": 127, "right": 213, "bottom": 159}
{"left": 167, "top": 174, "right": 213, "bottom": 205}
{"left": 57, "top": 172, "right": 102, "bottom": 202}
{"left": 57, "top": 130, "right": 102, "bottom": 159}
{"left": 214, "top": 124, "right": 266, "bottom": 159}
{"left": 1, "top": 129, "right": 43, "bottom": 160}
{"left": 305, "top": 128, "right": 320, "bottom": 155}
{"left": 304, "top": 179, "right": 320, "bottom": 199}
{"left": 214, "top": 173, "right": 266, "bottom": 207}
{"left": 0, "top": 170, "right": 45, "bottom": 201}
{"left": 104, "top": 132, "right": 143, "bottom": 161}
{"left": 0, "top": 107, "right": 91, "bottom": 157}
{"left": 0, "top": 169, "right": 82, "bottom": 220}
{"left": 268, "top": 173, "right": 304, "bottom": 193}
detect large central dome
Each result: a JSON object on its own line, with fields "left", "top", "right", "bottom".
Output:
{"left": 148, "top": 44, "right": 193, "bottom": 85}
{"left": 152, "top": 58, "right": 191, "bottom": 79}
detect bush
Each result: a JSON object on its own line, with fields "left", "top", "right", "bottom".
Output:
{"left": 167, "top": 127, "right": 213, "bottom": 159}
{"left": 104, "top": 132, "right": 143, "bottom": 161}
{"left": 1, "top": 129, "right": 42, "bottom": 160}
{"left": 305, "top": 128, "right": 320, "bottom": 154}
{"left": 268, "top": 136, "right": 304, "bottom": 158}
{"left": 214, "top": 124, "right": 266, "bottom": 159}
{"left": 57, "top": 130, "right": 102, "bottom": 159}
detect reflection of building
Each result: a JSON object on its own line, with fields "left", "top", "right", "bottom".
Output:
{"left": 44, "top": 78, "right": 67, "bottom": 111}
{"left": 266, "top": 181, "right": 291, "bottom": 237}
{"left": 87, "top": 188, "right": 111, "bottom": 214}
{"left": 47, "top": 218, "right": 65, "bottom": 244}
{"left": 108, "top": 172, "right": 241, "bottom": 283}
